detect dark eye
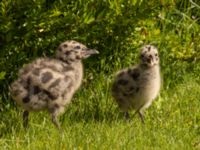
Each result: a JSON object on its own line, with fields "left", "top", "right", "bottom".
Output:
{"left": 63, "top": 44, "right": 68, "bottom": 48}
{"left": 155, "top": 53, "right": 158, "bottom": 56}
{"left": 74, "top": 45, "right": 80, "bottom": 49}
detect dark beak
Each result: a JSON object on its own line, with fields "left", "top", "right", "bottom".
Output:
{"left": 82, "top": 48, "right": 99, "bottom": 58}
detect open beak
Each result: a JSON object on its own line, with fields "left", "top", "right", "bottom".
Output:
{"left": 147, "top": 57, "right": 157, "bottom": 66}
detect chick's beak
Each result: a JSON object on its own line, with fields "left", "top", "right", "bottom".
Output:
{"left": 82, "top": 48, "right": 99, "bottom": 58}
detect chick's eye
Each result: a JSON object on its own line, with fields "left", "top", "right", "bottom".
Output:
{"left": 74, "top": 45, "right": 80, "bottom": 49}
{"left": 155, "top": 53, "right": 158, "bottom": 56}
{"left": 63, "top": 44, "right": 68, "bottom": 48}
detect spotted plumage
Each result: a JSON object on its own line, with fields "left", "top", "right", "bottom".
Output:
{"left": 112, "top": 45, "right": 161, "bottom": 123}
{"left": 10, "top": 40, "right": 99, "bottom": 129}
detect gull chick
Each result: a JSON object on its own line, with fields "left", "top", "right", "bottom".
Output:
{"left": 10, "top": 40, "right": 99, "bottom": 129}
{"left": 112, "top": 45, "right": 161, "bottom": 123}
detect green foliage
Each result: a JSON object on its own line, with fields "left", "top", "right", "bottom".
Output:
{"left": 0, "top": 0, "right": 156, "bottom": 104}
{"left": 0, "top": 0, "right": 200, "bottom": 148}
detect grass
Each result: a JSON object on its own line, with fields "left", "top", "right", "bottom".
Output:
{"left": 0, "top": 1, "right": 200, "bottom": 149}
{"left": 0, "top": 73, "right": 200, "bottom": 150}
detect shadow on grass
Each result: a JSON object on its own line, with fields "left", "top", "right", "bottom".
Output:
{"left": 60, "top": 102, "right": 137, "bottom": 127}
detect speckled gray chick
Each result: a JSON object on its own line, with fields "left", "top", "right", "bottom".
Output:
{"left": 112, "top": 45, "right": 161, "bottom": 123}
{"left": 10, "top": 40, "right": 99, "bottom": 129}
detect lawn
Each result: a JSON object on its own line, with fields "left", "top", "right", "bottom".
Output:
{"left": 0, "top": 73, "right": 199, "bottom": 149}
{"left": 0, "top": 0, "right": 200, "bottom": 149}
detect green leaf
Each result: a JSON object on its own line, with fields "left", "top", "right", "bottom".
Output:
{"left": 0, "top": 71, "right": 6, "bottom": 80}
